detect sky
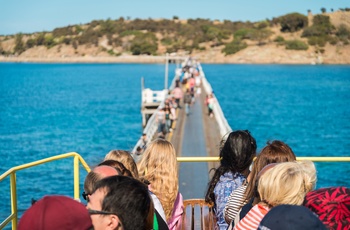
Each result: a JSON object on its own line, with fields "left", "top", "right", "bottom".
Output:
{"left": 1, "top": 0, "right": 349, "bottom": 35}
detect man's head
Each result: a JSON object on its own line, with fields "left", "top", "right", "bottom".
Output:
{"left": 18, "top": 195, "right": 93, "bottom": 230}
{"left": 83, "top": 165, "right": 118, "bottom": 201}
{"left": 87, "top": 176, "right": 153, "bottom": 230}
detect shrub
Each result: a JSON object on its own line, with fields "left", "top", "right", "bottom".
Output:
{"left": 222, "top": 39, "right": 248, "bottom": 55}
{"left": 336, "top": 24, "right": 350, "bottom": 39}
{"left": 307, "top": 36, "right": 327, "bottom": 47}
{"left": 285, "top": 39, "right": 308, "bottom": 50}
{"left": 274, "top": 36, "right": 285, "bottom": 42}
{"left": 14, "top": 33, "right": 25, "bottom": 54}
{"left": 279, "top": 13, "right": 308, "bottom": 32}
{"left": 26, "top": 38, "right": 36, "bottom": 48}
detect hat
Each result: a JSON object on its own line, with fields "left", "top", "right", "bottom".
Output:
{"left": 304, "top": 186, "right": 350, "bottom": 230}
{"left": 18, "top": 195, "right": 92, "bottom": 230}
{"left": 258, "top": 204, "right": 327, "bottom": 230}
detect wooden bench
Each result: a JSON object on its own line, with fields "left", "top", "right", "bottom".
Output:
{"left": 181, "top": 199, "right": 216, "bottom": 230}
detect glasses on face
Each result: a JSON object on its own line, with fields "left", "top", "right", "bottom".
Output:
{"left": 88, "top": 209, "right": 117, "bottom": 216}
{"left": 82, "top": 191, "right": 90, "bottom": 201}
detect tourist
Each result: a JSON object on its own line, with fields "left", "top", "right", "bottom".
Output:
{"left": 172, "top": 82, "right": 183, "bottom": 109}
{"left": 183, "top": 88, "right": 192, "bottom": 116}
{"left": 105, "top": 149, "right": 139, "bottom": 178}
{"left": 224, "top": 140, "right": 296, "bottom": 225}
{"left": 258, "top": 204, "right": 327, "bottom": 230}
{"left": 304, "top": 186, "right": 350, "bottom": 230}
{"left": 205, "top": 130, "right": 257, "bottom": 230}
{"left": 98, "top": 160, "right": 133, "bottom": 177}
{"left": 138, "top": 139, "right": 183, "bottom": 230}
{"left": 232, "top": 161, "right": 316, "bottom": 230}
{"left": 18, "top": 195, "right": 93, "bottom": 230}
{"left": 156, "top": 107, "right": 167, "bottom": 137}
{"left": 87, "top": 175, "right": 154, "bottom": 230}
{"left": 83, "top": 165, "right": 119, "bottom": 201}
{"left": 207, "top": 93, "right": 215, "bottom": 117}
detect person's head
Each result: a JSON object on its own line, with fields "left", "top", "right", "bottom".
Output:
{"left": 219, "top": 130, "right": 257, "bottom": 174}
{"left": 105, "top": 150, "right": 139, "bottom": 178}
{"left": 258, "top": 205, "right": 327, "bottom": 230}
{"left": 138, "top": 138, "right": 178, "bottom": 220}
{"left": 87, "top": 176, "right": 153, "bottom": 230}
{"left": 83, "top": 165, "right": 118, "bottom": 201}
{"left": 245, "top": 140, "right": 296, "bottom": 202}
{"left": 258, "top": 161, "right": 316, "bottom": 207}
{"left": 98, "top": 160, "right": 133, "bottom": 178}
{"left": 18, "top": 195, "right": 93, "bottom": 230}
{"left": 304, "top": 186, "right": 350, "bottom": 230}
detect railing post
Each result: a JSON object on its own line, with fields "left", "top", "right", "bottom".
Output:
{"left": 74, "top": 155, "right": 80, "bottom": 200}
{"left": 10, "top": 173, "right": 17, "bottom": 230}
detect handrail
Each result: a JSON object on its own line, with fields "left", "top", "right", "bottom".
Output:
{"left": 176, "top": 156, "right": 350, "bottom": 162}
{"left": 0, "top": 152, "right": 91, "bottom": 230}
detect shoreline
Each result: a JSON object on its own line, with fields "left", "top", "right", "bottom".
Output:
{"left": 1, "top": 54, "right": 350, "bottom": 65}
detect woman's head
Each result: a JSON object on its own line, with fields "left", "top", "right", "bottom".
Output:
{"left": 258, "top": 161, "right": 316, "bottom": 207}
{"left": 137, "top": 138, "right": 178, "bottom": 220}
{"left": 245, "top": 140, "right": 296, "bottom": 202}
{"left": 219, "top": 130, "right": 257, "bottom": 173}
{"left": 105, "top": 150, "right": 139, "bottom": 179}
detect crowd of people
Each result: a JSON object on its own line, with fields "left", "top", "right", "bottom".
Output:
{"left": 16, "top": 59, "right": 349, "bottom": 230}
{"left": 17, "top": 130, "right": 350, "bottom": 230}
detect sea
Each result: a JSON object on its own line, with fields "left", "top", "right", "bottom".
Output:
{"left": 0, "top": 63, "right": 349, "bottom": 223}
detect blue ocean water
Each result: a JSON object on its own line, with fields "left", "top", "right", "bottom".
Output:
{"left": 0, "top": 63, "right": 349, "bottom": 222}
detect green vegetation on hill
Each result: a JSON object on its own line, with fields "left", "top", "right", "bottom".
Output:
{"left": 1, "top": 11, "right": 350, "bottom": 56}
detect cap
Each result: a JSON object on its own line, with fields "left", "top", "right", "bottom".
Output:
{"left": 18, "top": 195, "right": 92, "bottom": 230}
{"left": 258, "top": 204, "right": 327, "bottom": 230}
{"left": 304, "top": 186, "right": 350, "bottom": 230}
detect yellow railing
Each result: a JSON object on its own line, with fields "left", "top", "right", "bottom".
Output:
{"left": 0, "top": 152, "right": 90, "bottom": 230}
{"left": 1, "top": 154, "right": 350, "bottom": 230}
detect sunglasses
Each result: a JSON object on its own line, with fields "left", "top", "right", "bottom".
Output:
{"left": 82, "top": 191, "right": 90, "bottom": 201}
{"left": 88, "top": 209, "right": 117, "bottom": 216}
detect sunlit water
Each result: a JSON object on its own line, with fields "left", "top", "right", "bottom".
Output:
{"left": 0, "top": 63, "right": 349, "bottom": 223}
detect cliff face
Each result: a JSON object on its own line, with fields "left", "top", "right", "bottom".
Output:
{"left": 1, "top": 11, "right": 349, "bottom": 64}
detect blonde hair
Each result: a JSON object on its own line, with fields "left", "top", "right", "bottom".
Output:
{"left": 138, "top": 139, "right": 178, "bottom": 221}
{"left": 258, "top": 161, "right": 316, "bottom": 207}
{"left": 105, "top": 150, "right": 139, "bottom": 179}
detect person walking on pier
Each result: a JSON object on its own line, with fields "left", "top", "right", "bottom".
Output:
{"left": 172, "top": 82, "right": 183, "bottom": 109}
{"left": 183, "top": 89, "right": 192, "bottom": 116}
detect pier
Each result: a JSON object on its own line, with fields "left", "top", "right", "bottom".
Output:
{"left": 134, "top": 58, "right": 231, "bottom": 199}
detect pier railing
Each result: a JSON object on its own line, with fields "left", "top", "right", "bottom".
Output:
{"left": 0, "top": 152, "right": 90, "bottom": 230}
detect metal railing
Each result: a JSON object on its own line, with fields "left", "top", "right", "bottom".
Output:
{"left": 0, "top": 152, "right": 90, "bottom": 230}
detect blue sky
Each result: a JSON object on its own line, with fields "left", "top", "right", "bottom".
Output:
{"left": 1, "top": 0, "right": 348, "bottom": 35}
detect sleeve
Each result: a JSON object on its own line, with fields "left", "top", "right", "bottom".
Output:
{"left": 224, "top": 184, "right": 247, "bottom": 224}
{"left": 167, "top": 192, "right": 184, "bottom": 230}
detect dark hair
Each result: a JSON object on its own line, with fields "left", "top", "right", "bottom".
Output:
{"left": 84, "top": 171, "right": 102, "bottom": 195}
{"left": 205, "top": 130, "right": 256, "bottom": 204}
{"left": 244, "top": 140, "right": 296, "bottom": 204}
{"left": 98, "top": 160, "right": 133, "bottom": 178}
{"left": 94, "top": 176, "right": 153, "bottom": 230}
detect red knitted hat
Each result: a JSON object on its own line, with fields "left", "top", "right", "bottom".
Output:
{"left": 18, "top": 195, "right": 93, "bottom": 230}
{"left": 304, "top": 186, "right": 350, "bottom": 230}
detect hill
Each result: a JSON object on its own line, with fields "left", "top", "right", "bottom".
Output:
{"left": 1, "top": 11, "right": 350, "bottom": 64}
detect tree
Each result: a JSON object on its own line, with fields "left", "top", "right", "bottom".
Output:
{"left": 279, "top": 13, "right": 308, "bottom": 32}
{"left": 321, "top": 8, "right": 326, "bottom": 13}
{"left": 14, "top": 33, "right": 25, "bottom": 54}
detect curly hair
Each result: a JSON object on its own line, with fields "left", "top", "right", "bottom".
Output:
{"left": 137, "top": 139, "right": 178, "bottom": 221}
{"left": 105, "top": 150, "right": 139, "bottom": 179}
{"left": 205, "top": 130, "right": 256, "bottom": 204}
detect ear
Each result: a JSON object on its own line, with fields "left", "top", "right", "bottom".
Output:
{"left": 107, "top": 214, "right": 121, "bottom": 230}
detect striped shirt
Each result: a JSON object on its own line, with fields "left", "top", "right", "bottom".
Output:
{"left": 224, "top": 184, "right": 248, "bottom": 224}
{"left": 233, "top": 204, "right": 269, "bottom": 230}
